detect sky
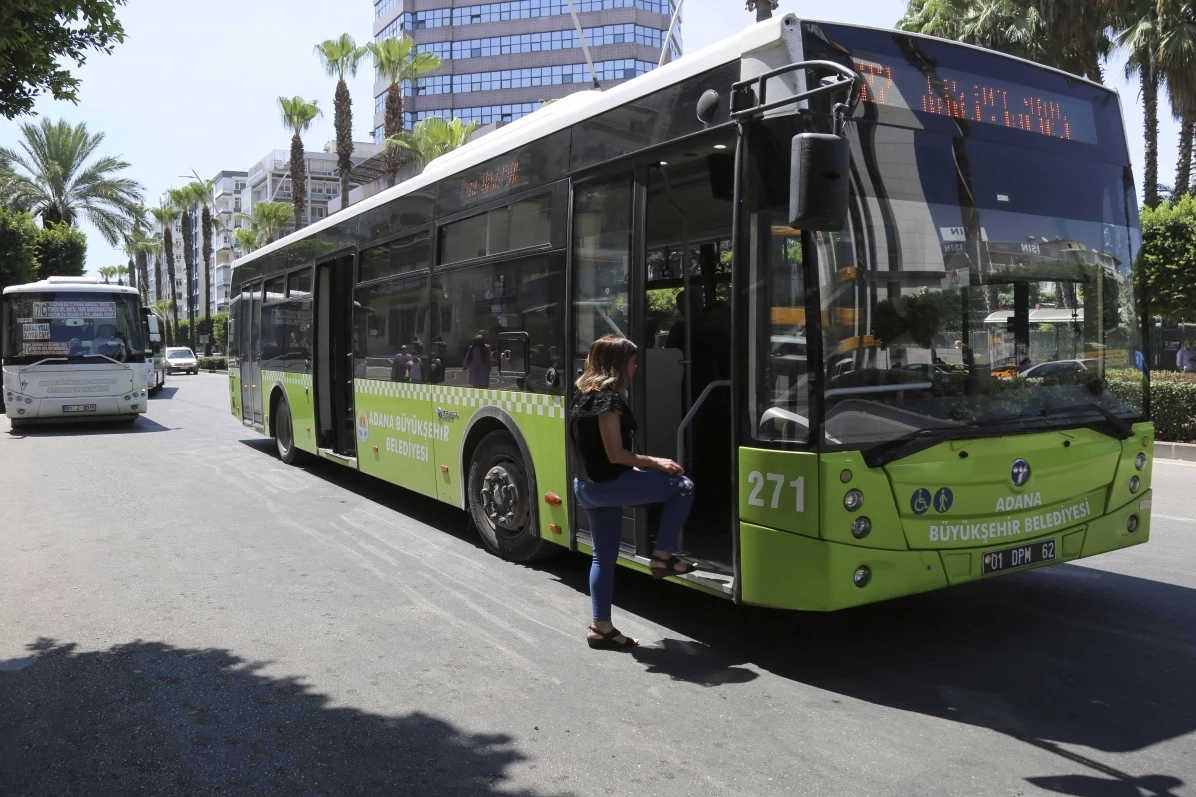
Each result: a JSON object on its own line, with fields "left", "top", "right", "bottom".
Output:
{"left": 0, "top": 0, "right": 1182, "bottom": 276}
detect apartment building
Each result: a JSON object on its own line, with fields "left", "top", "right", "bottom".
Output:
{"left": 371, "top": 0, "right": 680, "bottom": 139}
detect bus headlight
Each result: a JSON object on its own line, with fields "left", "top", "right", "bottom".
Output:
{"left": 1135, "top": 452, "right": 1146, "bottom": 470}
{"left": 123, "top": 394, "right": 131, "bottom": 401}
{"left": 1129, "top": 476, "right": 1141, "bottom": 494}
{"left": 853, "top": 566, "right": 872, "bottom": 588}
{"left": 851, "top": 516, "right": 872, "bottom": 539}
{"left": 844, "top": 489, "right": 864, "bottom": 512}
{"left": 1127, "top": 515, "right": 1139, "bottom": 532}
{"left": 24, "top": 397, "right": 31, "bottom": 404}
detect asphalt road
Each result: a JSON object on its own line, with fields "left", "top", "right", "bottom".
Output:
{"left": 2, "top": 371, "right": 1194, "bottom": 796}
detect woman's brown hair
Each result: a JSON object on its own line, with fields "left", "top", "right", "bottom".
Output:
{"left": 576, "top": 334, "right": 637, "bottom": 394}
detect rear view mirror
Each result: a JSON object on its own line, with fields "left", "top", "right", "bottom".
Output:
{"left": 789, "top": 132, "right": 850, "bottom": 231}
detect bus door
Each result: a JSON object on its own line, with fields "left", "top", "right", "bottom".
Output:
{"left": 639, "top": 133, "right": 736, "bottom": 574}
{"left": 241, "top": 280, "right": 263, "bottom": 427}
{"left": 315, "top": 253, "right": 356, "bottom": 457}
{"left": 570, "top": 170, "right": 638, "bottom": 552}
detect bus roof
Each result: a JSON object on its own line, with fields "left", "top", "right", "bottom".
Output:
{"left": 2, "top": 277, "right": 140, "bottom": 296}
{"left": 233, "top": 13, "right": 1121, "bottom": 275}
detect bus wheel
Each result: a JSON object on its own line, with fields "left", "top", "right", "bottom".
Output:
{"left": 468, "top": 431, "right": 549, "bottom": 562}
{"left": 274, "top": 396, "right": 309, "bottom": 466}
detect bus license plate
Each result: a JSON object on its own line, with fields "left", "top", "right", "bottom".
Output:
{"left": 983, "top": 539, "right": 1056, "bottom": 575}
{"left": 62, "top": 404, "right": 96, "bottom": 413}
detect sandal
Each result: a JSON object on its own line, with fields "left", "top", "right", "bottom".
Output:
{"left": 587, "top": 625, "right": 639, "bottom": 650}
{"left": 649, "top": 553, "right": 698, "bottom": 580}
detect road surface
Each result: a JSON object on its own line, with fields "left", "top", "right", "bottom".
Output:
{"left": 1, "top": 372, "right": 1193, "bottom": 795}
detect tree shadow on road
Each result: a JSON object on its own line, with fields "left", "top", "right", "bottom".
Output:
{"left": 0, "top": 638, "right": 564, "bottom": 797}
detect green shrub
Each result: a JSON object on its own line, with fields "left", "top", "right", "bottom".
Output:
{"left": 1108, "top": 369, "right": 1196, "bottom": 443}
{"left": 197, "top": 356, "right": 227, "bottom": 371}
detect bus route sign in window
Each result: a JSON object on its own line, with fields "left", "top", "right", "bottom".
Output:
{"left": 852, "top": 53, "right": 1099, "bottom": 144}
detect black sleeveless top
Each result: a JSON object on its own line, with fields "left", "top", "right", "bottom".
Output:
{"left": 569, "top": 388, "right": 636, "bottom": 483}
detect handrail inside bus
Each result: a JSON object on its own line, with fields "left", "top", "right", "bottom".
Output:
{"left": 824, "top": 381, "right": 933, "bottom": 398}
{"left": 677, "top": 380, "right": 731, "bottom": 466}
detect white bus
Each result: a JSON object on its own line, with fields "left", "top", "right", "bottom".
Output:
{"left": 1, "top": 277, "right": 151, "bottom": 426}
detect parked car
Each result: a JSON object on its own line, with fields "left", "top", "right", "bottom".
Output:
{"left": 165, "top": 346, "right": 199, "bottom": 375}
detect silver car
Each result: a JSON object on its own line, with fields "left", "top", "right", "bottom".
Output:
{"left": 165, "top": 346, "right": 199, "bottom": 375}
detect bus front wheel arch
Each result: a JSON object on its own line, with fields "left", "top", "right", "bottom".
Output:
{"left": 466, "top": 427, "right": 552, "bottom": 562}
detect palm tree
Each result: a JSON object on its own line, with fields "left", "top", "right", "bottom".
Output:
{"left": 122, "top": 203, "right": 151, "bottom": 300}
{"left": 278, "top": 96, "right": 322, "bottom": 231}
{"left": 367, "top": 37, "right": 443, "bottom": 186}
{"left": 746, "top": 0, "right": 778, "bottom": 22}
{"left": 150, "top": 299, "right": 174, "bottom": 345}
{"left": 234, "top": 226, "right": 260, "bottom": 255}
{"left": 386, "top": 116, "right": 479, "bottom": 174}
{"left": 1028, "top": 0, "right": 1114, "bottom": 82}
{"left": 900, "top": 1, "right": 1054, "bottom": 65}
{"left": 189, "top": 174, "right": 218, "bottom": 355}
{"left": 0, "top": 118, "right": 144, "bottom": 245}
{"left": 315, "top": 34, "right": 367, "bottom": 211}
{"left": 1113, "top": 0, "right": 1163, "bottom": 206}
{"left": 1157, "top": 0, "right": 1196, "bottom": 197}
{"left": 237, "top": 201, "right": 294, "bottom": 245}
{"left": 141, "top": 236, "right": 163, "bottom": 301}
{"left": 115, "top": 265, "right": 128, "bottom": 286}
{"left": 150, "top": 204, "right": 181, "bottom": 332}
{"left": 168, "top": 187, "right": 197, "bottom": 350}
{"left": 98, "top": 266, "right": 116, "bottom": 283}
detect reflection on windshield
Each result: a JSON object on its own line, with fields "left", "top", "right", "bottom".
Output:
{"left": 750, "top": 119, "right": 1145, "bottom": 448}
{"left": 1, "top": 292, "right": 145, "bottom": 364}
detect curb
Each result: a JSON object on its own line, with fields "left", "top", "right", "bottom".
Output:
{"left": 1155, "top": 441, "right": 1196, "bottom": 462}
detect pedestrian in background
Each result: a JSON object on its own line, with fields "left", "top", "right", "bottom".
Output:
{"left": 463, "top": 331, "right": 493, "bottom": 388}
{"left": 569, "top": 334, "right": 696, "bottom": 651}
{"left": 1177, "top": 339, "right": 1196, "bottom": 372}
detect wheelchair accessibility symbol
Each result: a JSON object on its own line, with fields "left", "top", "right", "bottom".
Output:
{"left": 911, "top": 489, "right": 932, "bottom": 515}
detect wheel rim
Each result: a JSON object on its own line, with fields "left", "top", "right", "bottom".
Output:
{"left": 478, "top": 459, "right": 529, "bottom": 537}
{"left": 276, "top": 407, "right": 292, "bottom": 457}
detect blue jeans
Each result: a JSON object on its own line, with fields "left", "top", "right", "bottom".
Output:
{"left": 574, "top": 469, "right": 695, "bottom": 623}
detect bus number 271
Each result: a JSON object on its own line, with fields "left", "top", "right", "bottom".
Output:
{"left": 746, "top": 471, "right": 805, "bottom": 512}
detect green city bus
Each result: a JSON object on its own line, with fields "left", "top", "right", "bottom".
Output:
{"left": 228, "top": 15, "right": 1153, "bottom": 611}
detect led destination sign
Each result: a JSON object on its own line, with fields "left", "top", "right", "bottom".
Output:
{"left": 852, "top": 54, "right": 1099, "bottom": 144}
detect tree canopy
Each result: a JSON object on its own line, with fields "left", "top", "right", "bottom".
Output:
{"left": 0, "top": 208, "right": 41, "bottom": 291}
{"left": 1140, "top": 195, "right": 1196, "bottom": 320}
{"left": 0, "top": 0, "right": 128, "bottom": 119}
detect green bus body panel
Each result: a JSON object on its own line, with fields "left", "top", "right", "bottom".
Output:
{"left": 262, "top": 371, "right": 318, "bottom": 454}
{"left": 739, "top": 522, "right": 948, "bottom": 610}
{"left": 229, "top": 370, "right": 242, "bottom": 420}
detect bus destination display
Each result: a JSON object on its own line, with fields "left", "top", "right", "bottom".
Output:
{"left": 464, "top": 159, "right": 522, "bottom": 199}
{"left": 852, "top": 54, "right": 1099, "bottom": 144}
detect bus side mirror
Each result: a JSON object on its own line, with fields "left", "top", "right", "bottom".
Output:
{"left": 790, "top": 133, "right": 850, "bottom": 232}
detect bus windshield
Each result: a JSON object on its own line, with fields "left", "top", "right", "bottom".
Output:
{"left": 748, "top": 31, "right": 1145, "bottom": 450}
{"left": 1, "top": 291, "right": 146, "bottom": 365}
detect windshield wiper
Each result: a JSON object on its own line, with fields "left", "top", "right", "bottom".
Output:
{"left": 1040, "top": 402, "right": 1135, "bottom": 439}
{"left": 862, "top": 427, "right": 975, "bottom": 468}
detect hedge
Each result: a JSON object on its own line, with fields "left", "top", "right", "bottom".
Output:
{"left": 197, "top": 356, "right": 228, "bottom": 371}
{"left": 1108, "top": 369, "right": 1196, "bottom": 444}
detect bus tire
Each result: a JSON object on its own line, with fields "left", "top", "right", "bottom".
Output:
{"left": 273, "top": 395, "right": 309, "bottom": 466}
{"left": 467, "top": 430, "right": 550, "bottom": 562}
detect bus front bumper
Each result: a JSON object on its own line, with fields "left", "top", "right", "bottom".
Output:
{"left": 739, "top": 492, "right": 1151, "bottom": 611}
{"left": 4, "top": 388, "right": 148, "bottom": 422}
